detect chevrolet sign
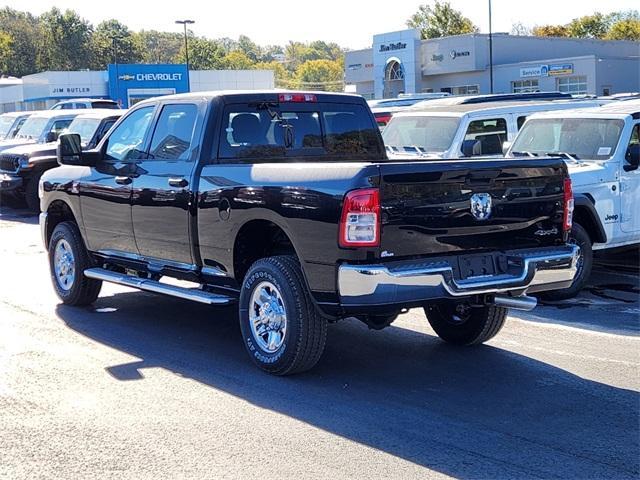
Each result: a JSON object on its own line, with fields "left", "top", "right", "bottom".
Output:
{"left": 136, "top": 73, "right": 183, "bottom": 81}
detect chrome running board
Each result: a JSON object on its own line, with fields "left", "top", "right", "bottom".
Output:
{"left": 84, "top": 268, "right": 234, "bottom": 305}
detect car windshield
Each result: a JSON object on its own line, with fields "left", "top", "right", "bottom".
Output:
{"left": 0, "top": 116, "right": 15, "bottom": 137}
{"left": 382, "top": 115, "right": 460, "bottom": 154}
{"left": 511, "top": 118, "right": 625, "bottom": 160}
{"left": 67, "top": 118, "right": 101, "bottom": 146}
{"left": 16, "top": 117, "right": 48, "bottom": 140}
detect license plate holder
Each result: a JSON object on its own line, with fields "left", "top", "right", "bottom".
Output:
{"left": 458, "top": 254, "right": 496, "bottom": 279}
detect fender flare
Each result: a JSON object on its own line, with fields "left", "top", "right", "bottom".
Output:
{"left": 573, "top": 194, "right": 607, "bottom": 244}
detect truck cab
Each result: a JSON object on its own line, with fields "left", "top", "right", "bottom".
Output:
{"left": 0, "top": 111, "right": 31, "bottom": 141}
{"left": 382, "top": 96, "right": 606, "bottom": 160}
{"left": 506, "top": 100, "right": 640, "bottom": 298}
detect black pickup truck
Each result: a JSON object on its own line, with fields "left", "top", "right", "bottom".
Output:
{"left": 40, "top": 91, "right": 578, "bottom": 375}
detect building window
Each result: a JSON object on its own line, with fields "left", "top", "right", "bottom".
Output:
{"left": 444, "top": 85, "right": 479, "bottom": 95}
{"left": 512, "top": 79, "right": 539, "bottom": 93}
{"left": 557, "top": 76, "right": 588, "bottom": 95}
{"left": 385, "top": 61, "right": 404, "bottom": 81}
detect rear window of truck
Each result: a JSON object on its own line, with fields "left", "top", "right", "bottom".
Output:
{"left": 219, "top": 103, "right": 381, "bottom": 161}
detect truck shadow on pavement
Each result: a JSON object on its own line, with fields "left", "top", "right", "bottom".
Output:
{"left": 56, "top": 291, "right": 640, "bottom": 479}
{"left": 0, "top": 202, "right": 38, "bottom": 225}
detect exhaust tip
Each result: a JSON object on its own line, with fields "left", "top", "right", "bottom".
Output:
{"left": 492, "top": 294, "right": 537, "bottom": 311}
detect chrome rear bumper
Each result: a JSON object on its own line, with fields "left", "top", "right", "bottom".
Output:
{"left": 338, "top": 245, "right": 579, "bottom": 307}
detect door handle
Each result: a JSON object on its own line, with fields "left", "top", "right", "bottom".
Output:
{"left": 168, "top": 177, "right": 189, "bottom": 188}
{"left": 115, "top": 176, "right": 132, "bottom": 185}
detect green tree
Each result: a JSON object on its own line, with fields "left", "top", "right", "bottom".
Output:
{"left": 0, "top": 31, "right": 12, "bottom": 74}
{"left": 91, "top": 19, "right": 143, "bottom": 69}
{"left": 221, "top": 50, "right": 254, "bottom": 70}
{"left": 606, "top": 19, "right": 640, "bottom": 40}
{"left": 532, "top": 24, "right": 570, "bottom": 37}
{"left": 406, "top": 1, "right": 478, "bottom": 39}
{"left": 178, "top": 36, "right": 226, "bottom": 70}
{"left": 254, "top": 60, "right": 291, "bottom": 88}
{"left": 37, "top": 8, "right": 93, "bottom": 70}
{"left": 0, "top": 8, "right": 39, "bottom": 76}
{"left": 295, "top": 59, "right": 343, "bottom": 92}
{"left": 136, "top": 30, "right": 183, "bottom": 64}
{"left": 567, "top": 13, "right": 609, "bottom": 38}
{"left": 237, "top": 35, "right": 261, "bottom": 62}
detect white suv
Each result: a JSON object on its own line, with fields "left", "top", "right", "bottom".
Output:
{"left": 382, "top": 97, "right": 606, "bottom": 160}
{"left": 506, "top": 101, "right": 640, "bottom": 298}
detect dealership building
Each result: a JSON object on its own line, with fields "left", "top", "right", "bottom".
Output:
{"left": 345, "top": 29, "right": 640, "bottom": 99}
{"left": 0, "top": 64, "right": 274, "bottom": 113}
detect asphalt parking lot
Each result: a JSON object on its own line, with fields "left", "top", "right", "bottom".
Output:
{"left": 1, "top": 203, "right": 638, "bottom": 480}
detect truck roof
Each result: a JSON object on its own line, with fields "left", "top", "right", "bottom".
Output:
{"left": 134, "top": 90, "right": 366, "bottom": 106}
{"left": 0, "top": 111, "right": 31, "bottom": 119}
{"left": 72, "top": 109, "right": 126, "bottom": 120}
{"left": 528, "top": 99, "right": 640, "bottom": 120}
{"left": 396, "top": 99, "right": 604, "bottom": 117}
{"left": 25, "top": 110, "right": 82, "bottom": 120}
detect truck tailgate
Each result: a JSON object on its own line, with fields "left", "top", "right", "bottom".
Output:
{"left": 379, "top": 158, "right": 568, "bottom": 259}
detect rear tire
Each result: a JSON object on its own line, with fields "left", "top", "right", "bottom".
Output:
{"left": 540, "top": 222, "right": 592, "bottom": 301}
{"left": 239, "top": 255, "right": 327, "bottom": 375}
{"left": 48, "top": 221, "right": 102, "bottom": 306}
{"left": 425, "top": 302, "right": 507, "bottom": 345}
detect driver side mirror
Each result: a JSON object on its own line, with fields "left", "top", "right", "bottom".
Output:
{"left": 461, "top": 139, "right": 481, "bottom": 157}
{"left": 624, "top": 144, "right": 639, "bottom": 172}
{"left": 502, "top": 141, "right": 512, "bottom": 156}
{"left": 57, "top": 133, "right": 83, "bottom": 166}
{"left": 46, "top": 131, "right": 57, "bottom": 143}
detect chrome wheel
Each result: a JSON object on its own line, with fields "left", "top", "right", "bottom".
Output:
{"left": 249, "top": 281, "right": 287, "bottom": 353}
{"left": 53, "top": 239, "right": 75, "bottom": 291}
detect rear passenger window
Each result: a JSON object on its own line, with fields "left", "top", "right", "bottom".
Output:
{"left": 219, "top": 103, "right": 380, "bottom": 161}
{"left": 517, "top": 116, "right": 527, "bottom": 130}
{"left": 464, "top": 118, "right": 508, "bottom": 156}
{"left": 148, "top": 104, "right": 198, "bottom": 161}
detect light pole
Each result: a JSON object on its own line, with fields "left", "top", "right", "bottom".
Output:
{"left": 110, "top": 35, "right": 122, "bottom": 106}
{"left": 175, "top": 19, "right": 195, "bottom": 92}
{"left": 488, "top": 0, "right": 494, "bottom": 94}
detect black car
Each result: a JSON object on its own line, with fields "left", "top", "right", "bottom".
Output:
{"left": 0, "top": 110, "right": 123, "bottom": 210}
{"left": 39, "top": 91, "right": 578, "bottom": 374}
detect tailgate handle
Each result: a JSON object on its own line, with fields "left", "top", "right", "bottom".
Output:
{"left": 168, "top": 177, "right": 188, "bottom": 188}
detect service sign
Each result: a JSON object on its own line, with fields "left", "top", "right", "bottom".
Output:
{"left": 520, "top": 65, "right": 549, "bottom": 78}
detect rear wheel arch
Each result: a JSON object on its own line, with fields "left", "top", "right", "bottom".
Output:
{"left": 573, "top": 195, "right": 606, "bottom": 244}
{"left": 232, "top": 219, "right": 303, "bottom": 283}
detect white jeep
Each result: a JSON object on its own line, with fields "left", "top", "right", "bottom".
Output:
{"left": 506, "top": 101, "right": 640, "bottom": 298}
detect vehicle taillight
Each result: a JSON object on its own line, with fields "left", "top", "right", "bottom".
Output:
{"left": 563, "top": 177, "right": 574, "bottom": 232}
{"left": 278, "top": 93, "right": 317, "bottom": 103}
{"left": 374, "top": 112, "right": 392, "bottom": 126}
{"left": 339, "top": 188, "right": 380, "bottom": 248}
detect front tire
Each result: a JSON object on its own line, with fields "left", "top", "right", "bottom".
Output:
{"left": 540, "top": 222, "right": 592, "bottom": 301}
{"left": 425, "top": 302, "right": 507, "bottom": 345}
{"left": 239, "top": 255, "right": 327, "bottom": 375}
{"left": 48, "top": 221, "right": 102, "bottom": 306}
{"left": 25, "top": 171, "right": 43, "bottom": 212}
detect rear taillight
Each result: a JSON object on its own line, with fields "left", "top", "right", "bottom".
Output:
{"left": 563, "top": 177, "right": 574, "bottom": 232}
{"left": 374, "top": 112, "right": 392, "bottom": 126}
{"left": 339, "top": 188, "right": 380, "bottom": 247}
{"left": 278, "top": 93, "right": 317, "bottom": 103}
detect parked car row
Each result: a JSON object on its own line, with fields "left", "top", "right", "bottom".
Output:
{"left": 380, "top": 94, "right": 640, "bottom": 299}
{"left": 0, "top": 106, "right": 124, "bottom": 210}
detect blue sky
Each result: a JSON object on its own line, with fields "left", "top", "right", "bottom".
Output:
{"left": 7, "top": 0, "right": 639, "bottom": 49}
